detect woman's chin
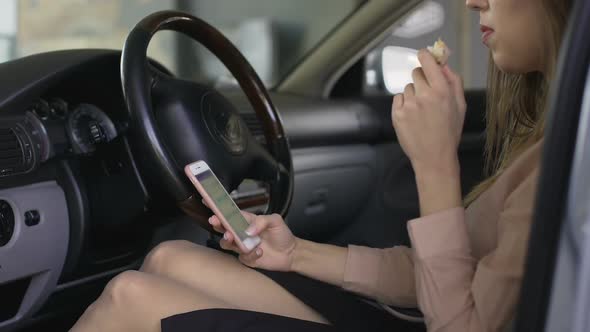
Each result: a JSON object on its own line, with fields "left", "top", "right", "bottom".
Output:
{"left": 493, "top": 54, "right": 525, "bottom": 74}
{"left": 492, "top": 52, "right": 540, "bottom": 75}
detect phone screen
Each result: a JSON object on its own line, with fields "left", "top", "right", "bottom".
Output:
{"left": 196, "top": 169, "right": 250, "bottom": 240}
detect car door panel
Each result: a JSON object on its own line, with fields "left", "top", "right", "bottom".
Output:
{"left": 288, "top": 145, "right": 376, "bottom": 241}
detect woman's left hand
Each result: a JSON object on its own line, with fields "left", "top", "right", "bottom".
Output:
{"left": 391, "top": 49, "right": 467, "bottom": 174}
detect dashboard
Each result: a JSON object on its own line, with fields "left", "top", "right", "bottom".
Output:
{"left": 0, "top": 50, "right": 152, "bottom": 331}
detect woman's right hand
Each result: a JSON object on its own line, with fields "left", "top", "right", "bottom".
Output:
{"left": 209, "top": 211, "right": 299, "bottom": 272}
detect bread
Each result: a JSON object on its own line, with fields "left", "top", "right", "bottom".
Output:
{"left": 427, "top": 38, "right": 450, "bottom": 65}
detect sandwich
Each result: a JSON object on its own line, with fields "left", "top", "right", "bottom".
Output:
{"left": 427, "top": 38, "right": 450, "bottom": 65}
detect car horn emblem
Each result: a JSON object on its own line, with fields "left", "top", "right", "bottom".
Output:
{"left": 203, "top": 93, "right": 247, "bottom": 154}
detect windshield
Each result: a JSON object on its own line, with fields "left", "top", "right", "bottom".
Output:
{"left": 1, "top": 0, "right": 365, "bottom": 86}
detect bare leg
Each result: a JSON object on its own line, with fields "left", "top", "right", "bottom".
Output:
{"left": 70, "top": 270, "right": 231, "bottom": 332}
{"left": 140, "top": 240, "right": 328, "bottom": 324}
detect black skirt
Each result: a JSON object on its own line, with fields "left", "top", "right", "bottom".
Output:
{"left": 161, "top": 269, "right": 425, "bottom": 332}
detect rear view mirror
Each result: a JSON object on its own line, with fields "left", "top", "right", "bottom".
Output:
{"left": 381, "top": 46, "right": 419, "bottom": 94}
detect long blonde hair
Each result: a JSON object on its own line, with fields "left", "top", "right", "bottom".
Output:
{"left": 464, "top": 0, "right": 572, "bottom": 206}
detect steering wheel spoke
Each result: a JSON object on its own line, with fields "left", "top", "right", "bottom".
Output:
{"left": 244, "top": 140, "right": 292, "bottom": 215}
{"left": 246, "top": 143, "right": 277, "bottom": 181}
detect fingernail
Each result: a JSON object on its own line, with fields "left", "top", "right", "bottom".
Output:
{"left": 245, "top": 225, "right": 256, "bottom": 236}
{"left": 208, "top": 217, "right": 213, "bottom": 224}
{"left": 223, "top": 232, "right": 229, "bottom": 240}
{"left": 256, "top": 248, "right": 262, "bottom": 256}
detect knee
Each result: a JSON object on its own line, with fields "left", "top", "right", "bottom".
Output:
{"left": 71, "top": 301, "right": 101, "bottom": 331}
{"left": 104, "top": 270, "right": 150, "bottom": 306}
{"left": 74, "top": 271, "right": 152, "bottom": 331}
{"left": 141, "top": 240, "right": 197, "bottom": 273}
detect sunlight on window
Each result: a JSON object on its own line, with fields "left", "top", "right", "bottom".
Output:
{"left": 17, "top": 0, "right": 177, "bottom": 71}
{"left": 392, "top": 1, "right": 445, "bottom": 39}
{"left": 8, "top": 0, "right": 363, "bottom": 87}
{"left": 0, "top": 0, "right": 16, "bottom": 63}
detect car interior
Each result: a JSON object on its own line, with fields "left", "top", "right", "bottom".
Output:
{"left": 0, "top": 0, "right": 589, "bottom": 331}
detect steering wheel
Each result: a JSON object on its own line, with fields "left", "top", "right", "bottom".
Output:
{"left": 120, "top": 11, "right": 293, "bottom": 232}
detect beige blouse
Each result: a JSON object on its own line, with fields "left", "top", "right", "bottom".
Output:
{"left": 342, "top": 141, "right": 543, "bottom": 331}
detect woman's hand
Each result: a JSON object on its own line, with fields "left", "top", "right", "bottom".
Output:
{"left": 391, "top": 49, "right": 466, "bottom": 174}
{"left": 209, "top": 211, "right": 298, "bottom": 272}
{"left": 391, "top": 49, "right": 466, "bottom": 215}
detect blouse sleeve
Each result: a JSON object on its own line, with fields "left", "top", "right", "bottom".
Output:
{"left": 408, "top": 170, "right": 538, "bottom": 331}
{"left": 342, "top": 244, "right": 417, "bottom": 307}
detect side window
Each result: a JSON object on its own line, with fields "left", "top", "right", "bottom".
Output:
{"left": 361, "top": 0, "right": 488, "bottom": 96}
{"left": 0, "top": 0, "right": 17, "bottom": 63}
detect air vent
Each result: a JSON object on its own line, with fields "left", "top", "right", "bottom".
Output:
{"left": 0, "top": 128, "right": 24, "bottom": 176}
{"left": 241, "top": 113, "right": 267, "bottom": 145}
{"left": 0, "top": 200, "right": 15, "bottom": 247}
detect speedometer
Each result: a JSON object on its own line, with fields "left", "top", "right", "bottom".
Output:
{"left": 66, "top": 104, "right": 117, "bottom": 154}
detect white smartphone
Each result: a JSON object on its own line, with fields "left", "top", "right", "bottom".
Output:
{"left": 184, "top": 160, "right": 261, "bottom": 252}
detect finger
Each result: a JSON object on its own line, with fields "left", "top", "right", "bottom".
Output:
{"left": 238, "top": 247, "right": 263, "bottom": 266}
{"left": 208, "top": 215, "right": 225, "bottom": 233}
{"left": 442, "top": 66, "right": 466, "bottom": 110}
{"left": 392, "top": 94, "right": 405, "bottom": 125}
{"left": 223, "top": 231, "right": 234, "bottom": 243}
{"left": 248, "top": 213, "right": 285, "bottom": 236}
{"left": 417, "top": 49, "right": 447, "bottom": 89}
{"left": 219, "top": 235, "right": 240, "bottom": 252}
{"left": 219, "top": 237, "right": 230, "bottom": 250}
{"left": 403, "top": 83, "right": 415, "bottom": 98}
{"left": 411, "top": 68, "right": 429, "bottom": 94}
{"left": 218, "top": 237, "right": 231, "bottom": 250}
{"left": 219, "top": 240, "right": 240, "bottom": 253}
{"left": 244, "top": 215, "right": 272, "bottom": 237}
{"left": 393, "top": 93, "right": 404, "bottom": 111}
{"left": 240, "top": 210, "right": 258, "bottom": 224}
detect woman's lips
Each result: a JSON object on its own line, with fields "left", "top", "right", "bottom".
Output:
{"left": 480, "top": 25, "right": 494, "bottom": 45}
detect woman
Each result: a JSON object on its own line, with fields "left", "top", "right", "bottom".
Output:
{"left": 71, "top": 0, "right": 572, "bottom": 331}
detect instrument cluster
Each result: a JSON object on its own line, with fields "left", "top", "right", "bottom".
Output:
{"left": 0, "top": 98, "right": 120, "bottom": 177}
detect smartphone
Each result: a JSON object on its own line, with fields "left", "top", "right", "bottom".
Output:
{"left": 184, "top": 160, "right": 261, "bottom": 252}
